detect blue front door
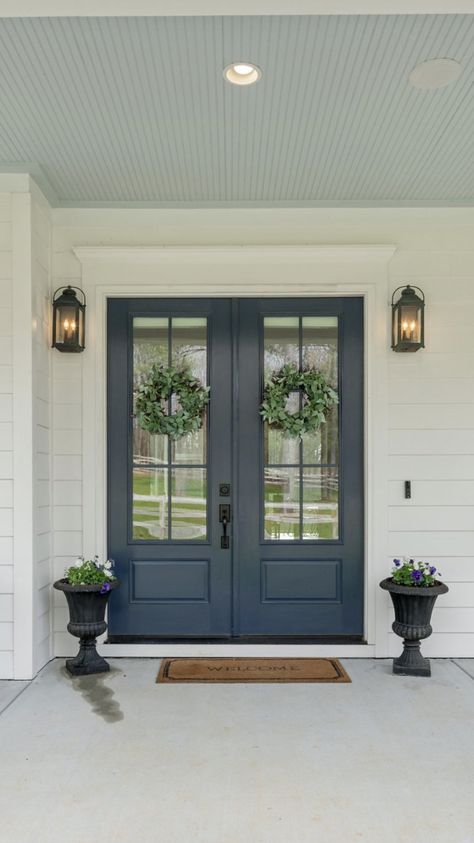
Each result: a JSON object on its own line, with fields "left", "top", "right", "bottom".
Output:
{"left": 107, "top": 297, "right": 364, "bottom": 639}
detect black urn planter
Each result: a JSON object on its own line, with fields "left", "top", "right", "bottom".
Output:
{"left": 53, "top": 579, "right": 119, "bottom": 676}
{"left": 380, "top": 577, "right": 448, "bottom": 677}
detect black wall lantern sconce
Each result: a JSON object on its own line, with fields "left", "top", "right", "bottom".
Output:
{"left": 391, "top": 285, "right": 425, "bottom": 352}
{"left": 52, "top": 286, "right": 86, "bottom": 353}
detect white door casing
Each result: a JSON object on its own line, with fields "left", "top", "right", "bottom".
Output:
{"left": 72, "top": 245, "right": 396, "bottom": 658}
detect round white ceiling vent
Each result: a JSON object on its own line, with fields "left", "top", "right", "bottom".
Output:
{"left": 409, "top": 58, "right": 462, "bottom": 90}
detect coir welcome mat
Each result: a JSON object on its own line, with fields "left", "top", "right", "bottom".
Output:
{"left": 157, "top": 657, "right": 350, "bottom": 684}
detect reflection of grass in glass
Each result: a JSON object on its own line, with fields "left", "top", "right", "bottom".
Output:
{"left": 302, "top": 488, "right": 338, "bottom": 502}
{"left": 133, "top": 469, "right": 207, "bottom": 540}
{"left": 265, "top": 476, "right": 338, "bottom": 540}
{"left": 133, "top": 470, "right": 207, "bottom": 499}
{"left": 134, "top": 526, "right": 154, "bottom": 540}
{"left": 133, "top": 471, "right": 166, "bottom": 496}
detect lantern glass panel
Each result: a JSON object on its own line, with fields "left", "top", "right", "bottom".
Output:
{"left": 55, "top": 304, "right": 79, "bottom": 346}
{"left": 78, "top": 307, "right": 85, "bottom": 348}
{"left": 399, "top": 304, "right": 421, "bottom": 344}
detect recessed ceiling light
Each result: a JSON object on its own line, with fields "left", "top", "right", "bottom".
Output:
{"left": 224, "top": 62, "right": 262, "bottom": 86}
{"left": 409, "top": 58, "right": 462, "bottom": 90}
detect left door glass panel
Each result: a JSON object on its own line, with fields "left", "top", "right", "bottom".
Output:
{"left": 133, "top": 318, "right": 169, "bottom": 465}
{"left": 133, "top": 468, "right": 168, "bottom": 540}
{"left": 132, "top": 316, "right": 208, "bottom": 541}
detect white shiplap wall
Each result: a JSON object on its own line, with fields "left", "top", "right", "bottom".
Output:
{"left": 31, "top": 192, "right": 52, "bottom": 674}
{"left": 51, "top": 347, "right": 82, "bottom": 645}
{"left": 51, "top": 207, "right": 474, "bottom": 658}
{"left": 0, "top": 192, "right": 13, "bottom": 678}
{"left": 388, "top": 262, "right": 474, "bottom": 657}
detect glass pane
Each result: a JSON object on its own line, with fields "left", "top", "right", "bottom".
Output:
{"left": 302, "top": 316, "right": 338, "bottom": 466}
{"left": 133, "top": 468, "right": 168, "bottom": 540}
{"left": 301, "top": 428, "right": 321, "bottom": 464}
{"left": 264, "top": 425, "right": 299, "bottom": 465}
{"left": 133, "top": 317, "right": 168, "bottom": 390}
{"left": 264, "top": 317, "right": 299, "bottom": 377}
{"left": 171, "top": 413, "right": 207, "bottom": 464}
{"left": 172, "top": 317, "right": 207, "bottom": 384}
{"left": 171, "top": 468, "right": 207, "bottom": 540}
{"left": 302, "top": 316, "right": 338, "bottom": 385}
{"left": 264, "top": 467, "right": 300, "bottom": 540}
{"left": 301, "top": 406, "right": 339, "bottom": 464}
{"left": 320, "top": 405, "right": 339, "bottom": 465}
{"left": 133, "top": 427, "right": 168, "bottom": 466}
{"left": 302, "top": 468, "right": 339, "bottom": 540}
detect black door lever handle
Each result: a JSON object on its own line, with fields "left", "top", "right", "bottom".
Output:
{"left": 219, "top": 504, "right": 231, "bottom": 549}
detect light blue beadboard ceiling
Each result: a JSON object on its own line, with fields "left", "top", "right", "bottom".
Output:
{"left": 0, "top": 15, "right": 472, "bottom": 206}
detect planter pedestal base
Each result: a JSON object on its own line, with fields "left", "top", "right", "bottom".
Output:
{"left": 66, "top": 638, "right": 110, "bottom": 676}
{"left": 393, "top": 640, "right": 431, "bottom": 677}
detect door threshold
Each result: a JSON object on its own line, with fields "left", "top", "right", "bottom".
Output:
{"left": 107, "top": 635, "right": 365, "bottom": 645}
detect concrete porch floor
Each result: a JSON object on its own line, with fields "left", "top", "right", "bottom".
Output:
{"left": 1, "top": 658, "right": 473, "bottom": 843}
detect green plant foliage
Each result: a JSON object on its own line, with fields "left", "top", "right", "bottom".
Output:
{"left": 260, "top": 364, "right": 339, "bottom": 438}
{"left": 135, "top": 364, "right": 210, "bottom": 440}
{"left": 65, "top": 556, "right": 116, "bottom": 586}
{"left": 391, "top": 557, "right": 441, "bottom": 587}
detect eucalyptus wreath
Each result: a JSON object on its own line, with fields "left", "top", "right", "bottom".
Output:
{"left": 260, "top": 363, "right": 338, "bottom": 438}
{"left": 135, "top": 364, "right": 210, "bottom": 439}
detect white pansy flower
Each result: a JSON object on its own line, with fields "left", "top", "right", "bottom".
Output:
{"left": 75, "top": 556, "right": 84, "bottom": 568}
{"left": 413, "top": 560, "right": 419, "bottom": 570}
{"left": 104, "top": 560, "right": 112, "bottom": 570}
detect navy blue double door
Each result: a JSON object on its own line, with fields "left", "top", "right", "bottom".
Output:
{"left": 107, "top": 297, "right": 364, "bottom": 639}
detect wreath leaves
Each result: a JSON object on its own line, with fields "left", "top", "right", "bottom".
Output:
{"left": 135, "top": 364, "right": 210, "bottom": 440}
{"left": 260, "top": 364, "right": 338, "bottom": 438}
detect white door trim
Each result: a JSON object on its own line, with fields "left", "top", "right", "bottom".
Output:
{"left": 71, "top": 244, "right": 396, "bottom": 658}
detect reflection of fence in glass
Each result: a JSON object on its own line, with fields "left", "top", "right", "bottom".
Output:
{"left": 264, "top": 468, "right": 338, "bottom": 541}
{"left": 132, "top": 467, "right": 206, "bottom": 541}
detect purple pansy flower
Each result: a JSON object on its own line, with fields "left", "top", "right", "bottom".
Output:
{"left": 393, "top": 559, "right": 401, "bottom": 567}
{"left": 429, "top": 566, "right": 437, "bottom": 576}
{"left": 100, "top": 582, "right": 111, "bottom": 594}
{"left": 411, "top": 570, "right": 423, "bottom": 582}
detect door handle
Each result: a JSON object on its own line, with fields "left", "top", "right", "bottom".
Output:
{"left": 219, "top": 504, "right": 231, "bottom": 549}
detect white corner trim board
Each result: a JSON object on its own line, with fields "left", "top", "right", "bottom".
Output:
{"left": 71, "top": 243, "right": 394, "bottom": 659}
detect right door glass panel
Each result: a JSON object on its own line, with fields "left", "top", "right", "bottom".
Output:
{"left": 263, "top": 315, "right": 339, "bottom": 540}
{"left": 264, "top": 467, "right": 300, "bottom": 541}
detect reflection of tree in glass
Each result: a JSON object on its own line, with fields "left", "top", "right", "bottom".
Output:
{"left": 304, "top": 335, "right": 338, "bottom": 465}
{"left": 172, "top": 343, "right": 207, "bottom": 385}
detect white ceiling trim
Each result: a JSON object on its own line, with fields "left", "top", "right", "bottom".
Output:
{"left": 0, "top": 1, "right": 472, "bottom": 15}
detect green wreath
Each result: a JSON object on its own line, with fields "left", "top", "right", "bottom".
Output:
{"left": 260, "top": 364, "right": 338, "bottom": 438}
{"left": 135, "top": 364, "right": 210, "bottom": 439}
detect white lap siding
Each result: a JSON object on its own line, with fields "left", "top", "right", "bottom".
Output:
{"left": 388, "top": 251, "right": 474, "bottom": 657}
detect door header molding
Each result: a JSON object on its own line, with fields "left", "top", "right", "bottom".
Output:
{"left": 74, "top": 244, "right": 396, "bottom": 267}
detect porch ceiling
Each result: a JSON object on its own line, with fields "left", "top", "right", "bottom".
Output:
{"left": 0, "top": 14, "right": 472, "bottom": 207}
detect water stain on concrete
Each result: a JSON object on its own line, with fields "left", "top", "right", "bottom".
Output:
{"left": 63, "top": 667, "right": 125, "bottom": 723}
